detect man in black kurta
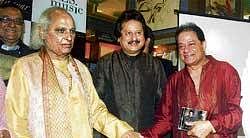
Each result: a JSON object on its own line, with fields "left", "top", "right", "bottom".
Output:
{"left": 93, "top": 9, "right": 166, "bottom": 133}
{"left": 94, "top": 50, "right": 166, "bottom": 130}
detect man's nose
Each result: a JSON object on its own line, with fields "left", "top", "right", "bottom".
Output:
{"left": 64, "top": 31, "right": 74, "bottom": 40}
{"left": 183, "top": 44, "right": 195, "bottom": 52}
{"left": 131, "top": 33, "right": 138, "bottom": 40}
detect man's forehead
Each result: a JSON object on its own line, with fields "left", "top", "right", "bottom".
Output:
{"left": 122, "top": 20, "right": 143, "bottom": 28}
{"left": 50, "top": 11, "right": 74, "bottom": 23}
{"left": 1, "top": 7, "right": 23, "bottom": 18}
{"left": 48, "top": 18, "right": 75, "bottom": 30}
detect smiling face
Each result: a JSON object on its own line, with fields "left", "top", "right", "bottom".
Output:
{"left": 42, "top": 10, "right": 76, "bottom": 59}
{"left": 0, "top": 7, "right": 24, "bottom": 46}
{"left": 118, "top": 20, "right": 145, "bottom": 56}
{"left": 177, "top": 31, "right": 206, "bottom": 67}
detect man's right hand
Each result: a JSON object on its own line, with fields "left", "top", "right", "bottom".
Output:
{"left": 121, "top": 130, "right": 144, "bottom": 138}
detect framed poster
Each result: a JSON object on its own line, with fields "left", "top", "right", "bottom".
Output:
{"left": 205, "top": 0, "right": 238, "bottom": 17}
{"left": 88, "top": 0, "right": 127, "bottom": 20}
{"left": 32, "top": 0, "right": 87, "bottom": 33}
{"left": 137, "top": 0, "right": 180, "bottom": 30}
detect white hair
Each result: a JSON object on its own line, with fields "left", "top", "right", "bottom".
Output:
{"left": 30, "top": 7, "right": 74, "bottom": 49}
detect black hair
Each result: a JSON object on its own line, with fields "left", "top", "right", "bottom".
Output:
{"left": 0, "top": 3, "right": 24, "bottom": 19}
{"left": 114, "top": 9, "right": 147, "bottom": 40}
{"left": 175, "top": 22, "right": 205, "bottom": 45}
{"left": 145, "top": 25, "right": 154, "bottom": 53}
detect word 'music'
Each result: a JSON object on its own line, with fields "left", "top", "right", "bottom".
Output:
{"left": 51, "top": 0, "right": 84, "bottom": 14}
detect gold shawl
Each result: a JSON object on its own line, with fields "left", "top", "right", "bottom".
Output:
{"left": 39, "top": 47, "right": 89, "bottom": 137}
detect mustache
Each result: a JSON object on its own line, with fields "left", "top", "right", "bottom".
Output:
{"left": 128, "top": 40, "right": 140, "bottom": 44}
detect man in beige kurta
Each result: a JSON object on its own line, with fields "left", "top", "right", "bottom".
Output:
{"left": 6, "top": 51, "right": 133, "bottom": 138}
{"left": 5, "top": 7, "right": 139, "bottom": 138}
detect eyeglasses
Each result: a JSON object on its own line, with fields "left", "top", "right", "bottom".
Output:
{"left": 0, "top": 16, "right": 24, "bottom": 25}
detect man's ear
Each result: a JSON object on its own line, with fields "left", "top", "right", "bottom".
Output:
{"left": 19, "top": 21, "right": 25, "bottom": 40}
{"left": 39, "top": 27, "right": 46, "bottom": 39}
{"left": 145, "top": 38, "right": 151, "bottom": 47}
{"left": 22, "top": 22, "right": 25, "bottom": 33}
{"left": 117, "top": 37, "right": 120, "bottom": 42}
{"left": 202, "top": 41, "right": 206, "bottom": 51}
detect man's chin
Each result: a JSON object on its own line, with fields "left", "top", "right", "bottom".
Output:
{"left": 4, "top": 34, "right": 19, "bottom": 40}
{"left": 2, "top": 39, "right": 19, "bottom": 45}
{"left": 63, "top": 50, "right": 72, "bottom": 54}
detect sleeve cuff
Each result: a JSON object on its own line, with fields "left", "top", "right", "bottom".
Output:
{"left": 208, "top": 121, "right": 216, "bottom": 133}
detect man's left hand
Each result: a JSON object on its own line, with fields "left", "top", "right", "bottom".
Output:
{"left": 187, "top": 120, "right": 215, "bottom": 138}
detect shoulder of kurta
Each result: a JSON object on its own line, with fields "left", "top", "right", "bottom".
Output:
{"left": 144, "top": 54, "right": 162, "bottom": 66}
{"left": 12, "top": 53, "right": 42, "bottom": 80}
{"left": 15, "top": 52, "right": 41, "bottom": 66}
{"left": 98, "top": 51, "right": 119, "bottom": 62}
{"left": 73, "top": 58, "right": 89, "bottom": 71}
{"left": 221, "top": 61, "right": 238, "bottom": 72}
{"left": 211, "top": 59, "right": 239, "bottom": 76}
{"left": 73, "top": 58, "right": 92, "bottom": 79}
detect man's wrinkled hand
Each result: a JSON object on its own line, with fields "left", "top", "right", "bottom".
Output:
{"left": 187, "top": 120, "right": 215, "bottom": 138}
{"left": 121, "top": 130, "right": 144, "bottom": 138}
{"left": 0, "top": 130, "right": 11, "bottom": 138}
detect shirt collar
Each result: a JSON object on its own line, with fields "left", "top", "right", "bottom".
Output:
{"left": 1, "top": 44, "right": 20, "bottom": 51}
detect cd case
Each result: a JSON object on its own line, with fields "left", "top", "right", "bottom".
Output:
{"left": 178, "top": 107, "right": 207, "bottom": 131}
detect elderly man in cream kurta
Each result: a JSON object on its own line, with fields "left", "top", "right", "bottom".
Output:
{"left": 5, "top": 7, "right": 140, "bottom": 138}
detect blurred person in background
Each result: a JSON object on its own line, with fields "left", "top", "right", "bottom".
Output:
{"left": 0, "top": 4, "right": 35, "bottom": 85}
{"left": 143, "top": 25, "right": 175, "bottom": 79}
